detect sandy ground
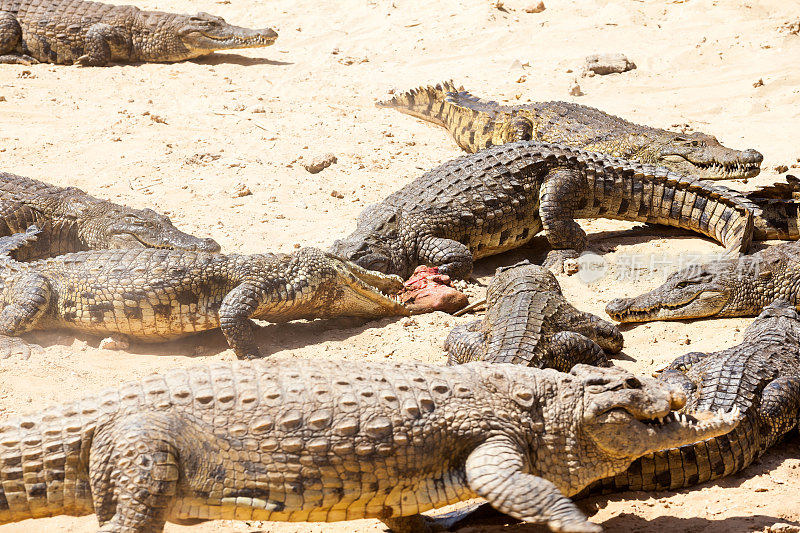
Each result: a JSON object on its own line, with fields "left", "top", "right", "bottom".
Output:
{"left": 1, "top": 0, "right": 800, "bottom": 531}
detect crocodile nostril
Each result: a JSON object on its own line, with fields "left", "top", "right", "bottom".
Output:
{"left": 670, "top": 389, "right": 687, "bottom": 410}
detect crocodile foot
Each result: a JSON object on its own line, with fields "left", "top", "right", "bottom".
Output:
{"left": 543, "top": 249, "right": 580, "bottom": 274}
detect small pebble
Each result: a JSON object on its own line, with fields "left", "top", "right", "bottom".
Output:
{"left": 564, "top": 258, "right": 580, "bottom": 275}
{"left": 584, "top": 53, "right": 636, "bottom": 75}
{"left": 775, "top": 165, "right": 789, "bottom": 173}
{"left": 524, "top": 1, "right": 545, "bottom": 13}
{"left": 231, "top": 183, "right": 252, "bottom": 198}
{"left": 331, "top": 190, "right": 345, "bottom": 199}
{"left": 753, "top": 78, "right": 764, "bottom": 88}
{"left": 304, "top": 153, "right": 337, "bottom": 174}
{"left": 569, "top": 81, "right": 584, "bottom": 96}
{"left": 99, "top": 335, "right": 130, "bottom": 350}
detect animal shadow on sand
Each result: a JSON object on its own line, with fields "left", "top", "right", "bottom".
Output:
{"left": 20, "top": 315, "right": 406, "bottom": 359}
{"left": 191, "top": 53, "right": 293, "bottom": 66}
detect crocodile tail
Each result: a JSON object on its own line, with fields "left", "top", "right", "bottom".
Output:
{"left": 0, "top": 225, "right": 40, "bottom": 265}
{"left": 0, "top": 396, "right": 100, "bottom": 524}
{"left": 746, "top": 175, "right": 800, "bottom": 200}
{"left": 375, "top": 80, "right": 464, "bottom": 127}
{"left": 743, "top": 177, "right": 800, "bottom": 240}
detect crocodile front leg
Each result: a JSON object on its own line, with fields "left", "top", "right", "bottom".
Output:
{"left": 76, "top": 23, "right": 126, "bottom": 66}
{"left": 218, "top": 282, "right": 262, "bottom": 359}
{"left": 465, "top": 436, "right": 601, "bottom": 533}
{"left": 90, "top": 413, "right": 180, "bottom": 532}
{"left": 539, "top": 168, "right": 589, "bottom": 272}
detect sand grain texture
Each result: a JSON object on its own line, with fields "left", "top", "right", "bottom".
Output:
{"left": 1, "top": 0, "right": 799, "bottom": 531}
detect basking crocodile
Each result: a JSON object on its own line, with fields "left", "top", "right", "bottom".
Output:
{"left": 330, "top": 141, "right": 756, "bottom": 279}
{"left": 586, "top": 300, "right": 800, "bottom": 494}
{"left": 0, "top": 0, "right": 277, "bottom": 65}
{"left": 605, "top": 240, "right": 800, "bottom": 323}
{"left": 0, "top": 227, "right": 408, "bottom": 359}
{"left": 0, "top": 172, "right": 220, "bottom": 260}
{"left": 446, "top": 260, "right": 623, "bottom": 370}
{"left": 378, "top": 81, "right": 763, "bottom": 180}
{"left": 0, "top": 359, "right": 739, "bottom": 533}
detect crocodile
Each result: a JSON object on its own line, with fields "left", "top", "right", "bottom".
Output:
{"left": 377, "top": 81, "right": 763, "bottom": 180}
{"left": 445, "top": 260, "right": 623, "bottom": 370}
{"left": 0, "top": 227, "right": 408, "bottom": 359}
{"left": 605, "top": 240, "right": 800, "bottom": 323}
{"left": 0, "top": 0, "right": 277, "bottom": 65}
{"left": 329, "top": 141, "right": 756, "bottom": 279}
{"left": 0, "top": 359, "right": 740, "bottom": 533}
{"left": 0, "top": 172, "right": 220, "bottom": 260}
{"left": 586, "top": 299, "right": 800, "bottom": 494}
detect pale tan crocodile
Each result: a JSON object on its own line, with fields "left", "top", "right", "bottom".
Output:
{"left": 0, "top": 359, "right": 739, "bottom": 532}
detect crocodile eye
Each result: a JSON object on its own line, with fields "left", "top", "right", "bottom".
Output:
{"left": 586, "top": 385, "right": 605, "bottom": 394}
{"left": 624, "top": 377, "right": 641, "bottom": 389}
{"left": 690, "top": 140, "right": 701, "bottom": 147}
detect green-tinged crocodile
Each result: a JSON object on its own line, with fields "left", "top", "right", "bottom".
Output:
{"left": 0, "top": 172, "right": 220, "bottom": 260}
{"left": 330, "top": 141, "right": 756, "bottom": 279}
{"left": 0, "top": 0, "right": 277, "bottom": 65}
{"left": 445, "top": 260, "right": 623, "bottom": 370}
{"left": 0, "top": 227, "right": 408, "bottom": 359}
{"left": 586, "top": 300, "right": 800, "bottom": 493}
{"left": 0, "top": 359, "right": 740, "bottom": 532}
{"left": 605, "top": 240, "right": 800, "bottom": 323}
{"left": 378, "top": 81, "right": 763, "bottom": 180}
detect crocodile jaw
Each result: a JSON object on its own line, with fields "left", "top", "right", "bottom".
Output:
{"left": 606, "top": 289, "right": 729, "bottom": 323}
{"left": 328, "top": 258, "right": 409, "bottom": 318}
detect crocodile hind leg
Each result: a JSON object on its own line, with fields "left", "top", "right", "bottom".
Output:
{"left": 0, "top": 272, "right": 51, "bottom": 332}
{"left": 0, "top": 12, "right": 36, "bottom": 64}
{"left": 539, "top": 168, "right": 590, "bottom": 272}
{"left": 509, "top": 116, "right": 533, "bottom": 142}
{"left": 760, "top": 376, "right": 800, "bottom": 441}
{"left": 90, "top": 413, "right": 180, "bottom": 532}
{"left": 466, "top": 435, "right": 601, "bottom": 532}
{"left": 542, "top": 331, "right": 610, "bottom": 372}
{"left": 444, "top": 320, "right": 486, "bottom": 364}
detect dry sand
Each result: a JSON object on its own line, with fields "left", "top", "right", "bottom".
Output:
{"left": 1, "top": 0, "right": 800, "bottom": 531}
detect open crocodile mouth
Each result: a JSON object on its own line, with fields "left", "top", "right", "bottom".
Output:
{"left": 691, "top": 160, "right": 761, "bottom": 179}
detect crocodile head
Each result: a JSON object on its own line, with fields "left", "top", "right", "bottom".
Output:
{"left": 657, "top": 132, "right": 763, "bottom": 180}
{"left": 294, "top": 248, "right": 410, "bottom": 318}
{"left": 566, "top": 364, "right": 740, "bottom": 489}
{"left": 177, "top": 13, "right": 278, "bottom": 53}
{"left": 82, "top": 206, "right": 221, "bottom": 253}
{"left": 136, "top": 12, "right": 278, "bottom": 61}
{"left": 604, "top": 259, "right": 758, "bottom": 323}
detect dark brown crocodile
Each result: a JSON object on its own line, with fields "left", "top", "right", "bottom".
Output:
{"left": 0, "top": 227, "right": 408, "bottom": 359}
{"left": 0, "top": 359, "right": 739, "bottom": 532}
{"left": 330, "top": 141, "right": 756, "bottom": 279}
{"left": 445, "top": 260, "right": 623, "bottom": 370}
{"left": 0, "top": 0, "right": 277, "bottom": 65}
{"left": 605, "top": 240, "right": 800, "bottom": 323}
{"left": 0, "top": 172, "right": 220, "bottom": 260}
{"left": 378, "top": 81, "right": 763, "bottom": 180}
